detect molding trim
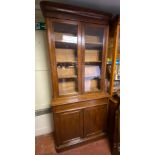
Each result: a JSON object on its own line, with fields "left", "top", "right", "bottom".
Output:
{"left": 35, "top": 107, "right": 52, "bottom": 116}
{"left": 40, "top": 1, "right": 111, "bottom": 25}
{"left": 35, "top": 132, "right": 53, "bottom": 138}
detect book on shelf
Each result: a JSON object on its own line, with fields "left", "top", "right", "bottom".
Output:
{"left": 55, "top": 32, "right": 77, "bottom": 43}
{"left": 85, "top": 79, "right": 100, "bottom": 92}
{"left": 59, "top": 80, "right": 77, "bottom": 95}
{"left": 56, "top": 48, "right": 77, "bottom": 62}
{"left": 85, "top": 50, "right": 101, "bottom": 62}
{"left": 85, "top": 65, "right": 100, "bottom": 77}
{"left": 57, "top": 66, "right": 76, "bottom": 77}
{"left": 85, "top": 35, "right": 102, "bottom": 44}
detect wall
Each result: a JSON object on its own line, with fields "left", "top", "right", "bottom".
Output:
{"left": 35, "top": 11, "right": 54, "bottom": 136}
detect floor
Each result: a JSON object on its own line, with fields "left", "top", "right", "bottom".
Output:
{"left": 35, "top": 133, "right": 111, "bottom": 155}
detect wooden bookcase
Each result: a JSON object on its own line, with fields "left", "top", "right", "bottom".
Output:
{"left": 106, "top": 16, "right": 120, "bottom": 96}
{"left": 106, "top": 16, "right": 120, "bottom": 155}
{"left": 40, "top": 1, "right": 112, "bottom": 151}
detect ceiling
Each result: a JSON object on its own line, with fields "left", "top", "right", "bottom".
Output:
{"left": 35, "top": 0, "right": 120, "bottom": 15}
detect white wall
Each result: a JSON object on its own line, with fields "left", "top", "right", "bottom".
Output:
{"left": 35, "top": 30, "right": 51, "bottom": 110}
{"left": 35, "top": 113, "right": 54, "bottom": 136}
{"left": 35, "top": 29, "right": 54, "bottom": 136}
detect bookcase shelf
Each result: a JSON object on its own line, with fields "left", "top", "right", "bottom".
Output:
{"left": 85, "top": 61, "right": 102, "bottom": 65}
{"left": 85, "top": 75, "right": 101, "bottom": 79}
{"left": 57, "top": 62, "right": 77, "bottom": 65}
{"left": 85, "top": 42, "right": 103, "bottom": 49}
{"left": 58, "top": 75, "right": 77, "bottom": 79}
{"left": 55, "top": 41, "right": 77, "bottom": 49}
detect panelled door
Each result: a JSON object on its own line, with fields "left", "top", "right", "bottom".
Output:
{"left": 54, "top": 110, "right": 83, "bottom": 145}
{"left": 83, "top": 104, "right": 108, "bottom": 137}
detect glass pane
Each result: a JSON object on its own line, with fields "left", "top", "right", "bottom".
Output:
{"left": 53, "top": 22, "right": 78, "bottom": 95}
{"left": 84, "top": 25, "right": 104, "bottom": 92}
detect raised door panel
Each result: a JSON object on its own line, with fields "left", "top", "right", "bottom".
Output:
{"left": 54, "top": 110, "right": 83, "bottom": 145}
{"left": 84, "top": 104, "right": 108, "bottom": 137}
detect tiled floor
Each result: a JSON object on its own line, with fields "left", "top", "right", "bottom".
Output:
{"left": 35, "top": 133, "right": 111, "bottom": 155}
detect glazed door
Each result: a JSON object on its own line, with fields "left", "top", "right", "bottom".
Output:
{"left": 48, "top": 19, "right": 82, "bottom": 97}
{"left": 82, "top": 23, "right": 108, "bottom": 93}
{"left": 83, "top": 104, "right": 108, "bottom": 137}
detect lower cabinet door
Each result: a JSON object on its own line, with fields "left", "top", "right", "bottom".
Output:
{"left": 54, "top": 110, "right": 83, "bottom": 146}
{"left": 84, "top": 104, "right": 108, "bottom": 137}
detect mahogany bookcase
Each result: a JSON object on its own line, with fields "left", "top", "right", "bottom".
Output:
{"left": 40, "top": 1, "right": 113, "bottom": 151}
